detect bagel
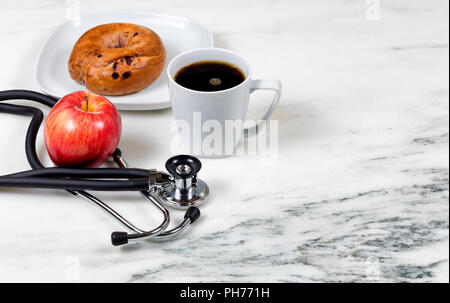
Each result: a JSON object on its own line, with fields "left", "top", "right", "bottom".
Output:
{"left": 68, "top": 23, "right": 166, "bottom": 96}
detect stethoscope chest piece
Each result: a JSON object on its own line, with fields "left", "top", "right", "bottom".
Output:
{"left": 158, "top": 155, "right": 209, "bottom": 209}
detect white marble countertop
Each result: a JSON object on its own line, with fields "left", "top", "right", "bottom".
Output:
{"left": 0, "top": 0, "right": 448, "bottom": 282}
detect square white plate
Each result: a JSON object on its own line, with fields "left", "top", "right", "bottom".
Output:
{"left": 35, "top": 12, "right": 213, "bottom": 110}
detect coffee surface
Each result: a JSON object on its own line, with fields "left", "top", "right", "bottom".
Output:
{"left": 175, "top": 61, "right": 245, "bottom": 92}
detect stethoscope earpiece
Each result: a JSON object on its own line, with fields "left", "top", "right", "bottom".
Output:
{"left": 110, "top": 205, "right": 201, "bottom": 246}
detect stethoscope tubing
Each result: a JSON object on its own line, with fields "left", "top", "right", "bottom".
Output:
{"left": 5, "top": 167, "right": 150, "bottom": 179}
{"left": 0, "top": 89, "right": 58, "bottom": 107}
{"left": 0, "top": 176, "right": 149, "bottom": 191}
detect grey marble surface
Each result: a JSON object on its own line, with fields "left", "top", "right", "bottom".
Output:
{"left": 0, "top": 0, "right": 448, "bottom": 282}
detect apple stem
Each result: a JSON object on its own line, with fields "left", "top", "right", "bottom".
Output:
{"left": 84, "top": 95, "right": 89, "bottom": 112}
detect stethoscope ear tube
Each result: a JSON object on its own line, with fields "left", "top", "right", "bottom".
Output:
{"left": 111, "top": 206, "right": 201, "bottom": 246}
{"left": 0, "top": 89, "right": 58, "bottom": 107}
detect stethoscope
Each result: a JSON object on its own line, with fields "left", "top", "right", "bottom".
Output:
{"left": 0, "top": 90, "right": 209, "bottom": 246}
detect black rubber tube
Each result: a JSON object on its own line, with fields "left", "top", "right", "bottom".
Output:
{"left": 0, "top": 89, "right": 58, "bottom": 107}
{"left": 5, "top": 167, "right": 150, "bottom": 179}
{"left": 0, "top": 177, "right": 149, "bottom": 191}
{"left": 0, "top": 91, "right": 58, "bottom": 170}
{"left": 0, "top": 90, "right": 149, "bottom": 191}
{"left": 0, "top": 102, "right": 45, "bottom": 169}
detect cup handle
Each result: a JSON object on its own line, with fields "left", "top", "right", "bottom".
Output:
{"left": 243, "top": 79, "right": 282, "bottom": 138}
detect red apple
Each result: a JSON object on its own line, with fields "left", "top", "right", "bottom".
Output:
{"left": 44, "top": 91, "right": 122, "bottom": 168}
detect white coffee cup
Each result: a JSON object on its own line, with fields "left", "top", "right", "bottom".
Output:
{"left": 167, "top": 47, "right": 281, "bottom": 157}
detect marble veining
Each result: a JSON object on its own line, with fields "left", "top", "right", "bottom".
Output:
{"left": 0, "top": 0, "right": 448, "bottom": 282}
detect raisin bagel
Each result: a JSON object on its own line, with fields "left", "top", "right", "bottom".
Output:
{"left": 68, "top": 23, "right": 166, "bottom": 96}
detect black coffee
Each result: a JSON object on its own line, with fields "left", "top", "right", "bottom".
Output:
{"left": 175, "top": 61, "right": 245, "bottom": 92}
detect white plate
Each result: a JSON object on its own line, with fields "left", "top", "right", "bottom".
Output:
{"left": 35, "top": 12, "right": 213, "bottom": 110}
